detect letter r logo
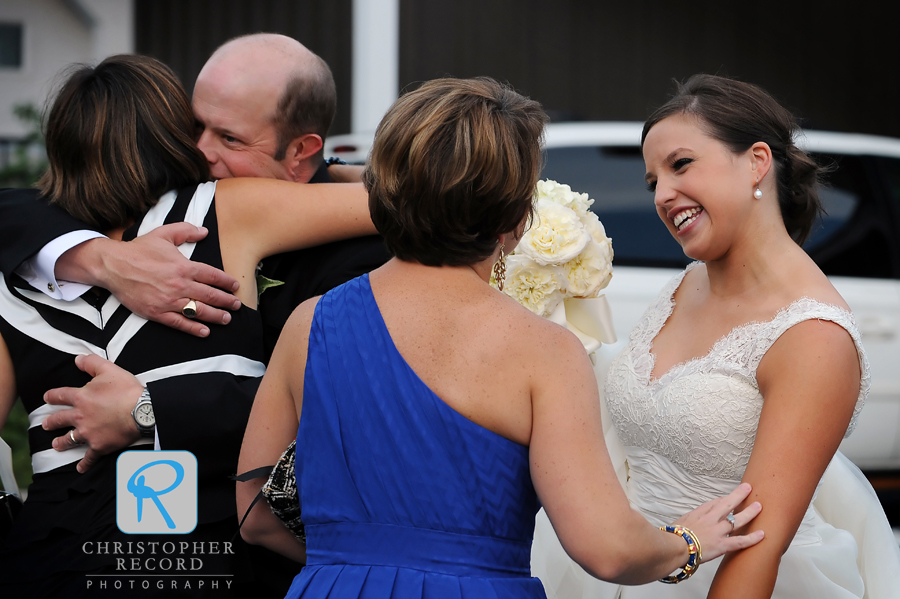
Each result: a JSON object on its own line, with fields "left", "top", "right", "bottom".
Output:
{"left": 116, "top": 451, "right": 197, "bottom": 534}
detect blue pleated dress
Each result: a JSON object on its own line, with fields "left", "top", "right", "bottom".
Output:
{"left": 285, "top": 274, "right": 546, "bottom": 599}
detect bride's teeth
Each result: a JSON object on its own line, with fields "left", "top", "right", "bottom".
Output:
{"left": 674, "top": 208, "right": 701, "bottom": 230}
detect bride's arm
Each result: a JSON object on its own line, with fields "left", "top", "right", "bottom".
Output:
{"left": 530, "top": 325, "right": 763, "bottom": 583}
{"left": 707, "top": 319, "right": 860, "bottom": 598}
{"left": 236, "top": 298, "right": 318, "bottom": 562}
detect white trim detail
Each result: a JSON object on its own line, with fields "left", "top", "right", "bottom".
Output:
{"left": 136, "top": 189, "right": 178, "bottom": 236}
{"left": 31, "top": 438, "right": 153, "bottom": 474}
{"left": 135, "top": 354, "right": 266, "bottom": 384}
{"left": 0, "top": 274, "right": 106, "bottom": 357}
{"left": 105, "top": 312, "right": 149, "bottom": 362}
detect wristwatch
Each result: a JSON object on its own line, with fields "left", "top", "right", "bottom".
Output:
{"left": 131, "top": 387, "right": 156, "bottom": 437}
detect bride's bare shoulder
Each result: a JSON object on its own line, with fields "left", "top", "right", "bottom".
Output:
{"left": 786, "top": 260, "right": 851, "bottom": 312}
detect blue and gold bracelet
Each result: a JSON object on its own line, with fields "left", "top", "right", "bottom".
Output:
{"left": 658, "top": 525, "right": 702, "bottom": 583}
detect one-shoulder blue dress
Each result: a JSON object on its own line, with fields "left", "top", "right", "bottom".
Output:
{"left": 285, "top": 274, "right": 546, "bottom": 599}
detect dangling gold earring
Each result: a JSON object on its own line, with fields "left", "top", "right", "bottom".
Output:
{"left": 492, "top": 243, "right": 507, "bottom": 291}
{"left": 753, "top": 178, "right": 763, "bottom": 199}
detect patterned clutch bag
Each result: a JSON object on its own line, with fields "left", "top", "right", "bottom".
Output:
{"left": 261, "top": 440, "right": 305, "bottom": 543}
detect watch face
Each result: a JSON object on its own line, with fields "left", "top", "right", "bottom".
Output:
{"left": 136, "top": 403, "right": 155, "bottom": 427}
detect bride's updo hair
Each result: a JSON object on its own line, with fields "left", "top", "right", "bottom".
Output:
{"left": 642, "top": 74, "right": 823, "bottom": 245}
{"left": 365, "top": 77, "right": 547, "bottom": 266}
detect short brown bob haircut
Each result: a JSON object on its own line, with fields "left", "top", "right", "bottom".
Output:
{"left": 364, "top": 77, "right": 547, "bottom": 267}
{"left": 39, "top": 54, "right": 209, "bottom": 231}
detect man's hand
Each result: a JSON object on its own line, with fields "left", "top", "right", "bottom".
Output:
{"left": 42, "top": 354, "right": 145, "bottom": 473}
{"left": 58, "top": 223, "right": 241, "bottom": 337}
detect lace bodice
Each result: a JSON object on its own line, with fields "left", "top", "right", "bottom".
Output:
{"left": 605, "top": 263, "right": 870, "bottom": 480}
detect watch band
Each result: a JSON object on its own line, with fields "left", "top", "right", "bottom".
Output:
{"left": 132, "top": 387, "right": 156, "bottom": 437}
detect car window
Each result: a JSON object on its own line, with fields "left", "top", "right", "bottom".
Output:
{"left": 807, "top": 154, "right": 894, "bottom": 278}
{"left": 544, "top": 146, "right": 896, "bottom": 278}
{"left": 876, "top": 156, "right": 900, "bottom": 224}
{"left": 542, "top": 146, "right": 690, "bottom": 269}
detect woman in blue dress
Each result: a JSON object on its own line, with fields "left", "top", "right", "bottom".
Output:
{"left": 237, "top": 77, "right": 765, "bottom": 598}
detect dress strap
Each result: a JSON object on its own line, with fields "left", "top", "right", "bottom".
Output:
{"left": 746, "top": 298, "right": 870, "bottom": 437}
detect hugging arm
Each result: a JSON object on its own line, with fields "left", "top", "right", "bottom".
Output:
{"left": 0, "top": 188, "right": 89, "bottom": 278}
{"left": 0, "top": 188, "right": 240, "bottom": 337}
{"left": 530, "top": 326, "right": 764, "bottom": 584}
{"left": 215, "top": 180, "right": 375, "bottom": 307}
{"left": 41, "top": 353, "right": 260, "bottom": 503}
{"left": 236, "top": 298, "right": 318, "bottom": 562}
{"left": 216, "top": 180, "right": 375, "bottom": 264}
{"left": 707, "top": 320, "right": 861, "bottom": 598}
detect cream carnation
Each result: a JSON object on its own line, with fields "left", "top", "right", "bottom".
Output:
{"left": 561, "top": 236, "right": 614, "bottom": 298}
{"left": 502, "top": 255, "right": 567, "bottom": 317}
{"left": 517, "top": 199, "right": 591, "bottom": 266}
{"left": 535, "top": 179, "right": 594, "bottom": 214}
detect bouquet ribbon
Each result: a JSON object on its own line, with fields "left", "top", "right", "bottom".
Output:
{"left": 547, "top": 295, "right": 617, "bottom": 355}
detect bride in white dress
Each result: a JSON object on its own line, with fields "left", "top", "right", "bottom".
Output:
{"left": 533, "top": 74, "right": 900, "bottom": 598}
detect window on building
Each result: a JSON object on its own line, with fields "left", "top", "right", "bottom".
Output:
{"left": 0, "top": 24, "right": 23, "bottom": 68}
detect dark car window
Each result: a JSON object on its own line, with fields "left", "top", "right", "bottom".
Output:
{"left": 543, "top": 146, "right": 896, "bottom": 278}
{"left": 877, "top": 155, "right": 900, "bottom": 226}
{"left": 807, "top": 154, "right": 894, "bottom": 278}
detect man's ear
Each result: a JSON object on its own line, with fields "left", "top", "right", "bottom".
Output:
{"left": 286, "top": 133, "right": 324, "bottom": 181}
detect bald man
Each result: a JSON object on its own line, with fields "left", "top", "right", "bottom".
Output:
{"left": 2, "top": 34, "right": 390, "bottom": 358}
{"left": 0, "top": 35, "right": 388, "bottom": 597}
{"left": 194, "top": 34, "right": 334, "bottom": 182}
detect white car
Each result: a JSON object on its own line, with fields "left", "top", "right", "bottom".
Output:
{"left": 326, "top": 122, "right": 900, "bottom": 470}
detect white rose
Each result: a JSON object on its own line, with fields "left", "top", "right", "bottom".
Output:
{"left": 502, "top": 255, "right": 567, "bottom": 317}
{"left": 580, "top": 210, "right": 611, "bottom": 245}
{"left": 535, "top": 179, "right": 594, "bottom": 214}
{"left": 517, "top": 199, "right": 591, "bottom": 266}
{"left": 561, "top": 237, "right": 613, "bottom": 298}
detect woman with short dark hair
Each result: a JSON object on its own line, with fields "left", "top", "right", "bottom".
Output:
{"left": 237, "top": 77, "right": 764, "bottom": 599}
{"left": 0, "top": 54, "right": 373, "bottom": 597}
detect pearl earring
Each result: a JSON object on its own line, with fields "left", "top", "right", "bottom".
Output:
{"left": 753, "top": 178, "right": 762, "bottom": 199}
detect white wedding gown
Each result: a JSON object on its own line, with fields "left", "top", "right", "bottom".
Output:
{"left": 532, "top": 263, "right": 900, "bottom": 598}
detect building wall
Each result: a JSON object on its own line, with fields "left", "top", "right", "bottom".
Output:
{"left": 399, "top": 1, "right": 900, "bottom": 139}
{"left": 0, "top": 0, "right": 91, "bottom": 138}
{"left": 134, "top": 0, "right": 353, "bottom": 137}
{"left": 0, "top": 0, "right": 133, "bottom": 139}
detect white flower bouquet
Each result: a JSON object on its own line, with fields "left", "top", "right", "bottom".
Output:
{"left": 493, "top": 179, "right": 617, "bottom": 353}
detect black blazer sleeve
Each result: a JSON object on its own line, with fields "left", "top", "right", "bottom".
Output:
{"left": 0, "top": 188, "right": 94, "bottom": 277}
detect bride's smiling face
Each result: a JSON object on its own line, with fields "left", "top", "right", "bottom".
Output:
{"left": 642, "top": 114, "right": 758, "bottom": 261}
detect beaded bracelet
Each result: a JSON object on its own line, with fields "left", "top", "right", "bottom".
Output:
{"left": 658, "top": 525, "right": 702, "bottom": 584}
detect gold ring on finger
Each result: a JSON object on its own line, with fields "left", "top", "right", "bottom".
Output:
{"left": 182, "top": 300, "right": 198, "bottom": 319}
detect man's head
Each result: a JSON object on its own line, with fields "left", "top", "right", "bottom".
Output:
{"left": 193, "top": 33, "right": 336, "bottom": 182}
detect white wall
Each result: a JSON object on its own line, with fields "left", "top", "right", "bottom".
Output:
{"left": 0, "top": 0, "right": 133, "bottom": 138}
{"left": 352, "top": 0, "right": 399, "bottom": 135}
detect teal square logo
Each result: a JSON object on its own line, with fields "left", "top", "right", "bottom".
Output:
{"left": 116, "top": 451, "right": 197, "bottom": 534}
